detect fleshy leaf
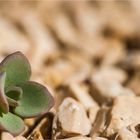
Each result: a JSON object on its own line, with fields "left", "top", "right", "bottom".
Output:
{"left": 0, "top": 112, "right": 25, "bottom": 136}
{"left": 6, "top": 96, "right": 19, "bottom": 107}
{"left": 0, "top": 52, "right": 31, "bottom": 88}
{"left": 0, "top": 71, "right": 9, "bottom": 113}
{"left": 14, "top": 81, "right": 54, "bottom": 118}
{"left": 6, "top": 86, "right": 23, "bottom": 101}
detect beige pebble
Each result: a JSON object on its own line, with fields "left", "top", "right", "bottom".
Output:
{"left": 15, "top": 136, "right": 27, "bottom": 140}
{"left": 20, "top": 12, "right": 57, "bottom": 71}
{"left": 90, "top": 106, "right": 109, "bottom": 137}
{"left": 60, "top": 136, "right": 91, "bottom": 140}
{"left": 106, "top": 96, "right": 140, "bottom": 136}
{"left": 102, "top": 39, "right": 126, "bottom": 67}
{"left": 57, "top": 97, "right": 92, "bottom": 136}
{"left": 69, "top": 83, "right": 99, "bottom": 110}
{"left": 91, "top": 68, "right": 133, "bottom": 104}
{"left": 127, "top": 122, "right": 140, "bottom": 135}
{"left": 0, "top": 19, "right": 30, "bottom": 55}
{"left": 1, "top": 132, "right": 15, "bottom": 140}
{"left": 115, "top": 127, "right": 139, "bottom": 140}
{"left": 92, "top": 67, "right": 127, "bottom": 85}
{"left": 88, "top": 107, "right": 99, "bottom": 124}
{"left": 64, "top": 64, "right": 91, "bottom": 85}
{"left": 24, "top": 118, "right": 35, "bottom": 127}
{"left": 44, "top": 59, "right": 74, "bottom": 88}
{"left": 46, "top": 12, "right": 80, "bottom": 48}
{"left": 92, "top": 136, "right": 108, "bottom": 140}
{"left": 1, "top": 132, "right": 27, "bottom": 140}
{"left": 52, "top": 115, "right": 60, "bottom": 140}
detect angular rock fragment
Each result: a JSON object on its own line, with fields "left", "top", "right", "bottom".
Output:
{"left": 91, "top": 67, "right": 133, "bottom": 104}
{"left": 44, "top": 59, "right": 74, "bottom": 88}
{"left": 16, "top": 136, "right": 27, "bottom": 140}
{"left": 0, "top": 19, "right": 30, "bottom": 55}
{"left": 92, "top": 67, "right": 127, "bottom": 84}
{"left": 127, "top": 122, "right": 140, "bottom": 136}
{"left": 69, "top": 83, "right": 99, "bottom": 110}
{"left": 63, "top": 54, "right": 91, "bottom": 85}
{"left": 92, "top": 136, "right": 108, "bottom": 140}
{"left": 1, "top": 132, "right": 27, "bottom": 140}
{"left": 20, "top": 12, "right": 57, "bottom": 71}
{"left": 1, "top": 132, "right": 15, "bottom": 140}
{"left": 53, "top": 98, "right": 91, "bottom": 138}
{"left": 90, "top": 106, "right": 109, "bottom": 137}
{"left": 58, "top": 98, "right": 92, "bottom": 135}
{"left": 24, "top": 118, "right": 35, "bottom": 127}
{"left": 69, "top": 84, "right": 99, "bottom": 124}
{"left": 52, "top": 115, "right": 61, "bottom": 140}
{"left": 64, "top": 65, "right": 91, "bottom": 85}
{"left": 115, "top": 127, "right": 139, "bottom": 140}
{"left": 106, "top": 96, "right": 140, "bottom": 137}
{"left": 88, "top": 107, "right": 100, "bottom": 124}
{"left": 59, "top": 136, "right": 91, "bottom": 140}
{"left": 102, "top": 39, "right": 126, "bottom": 67}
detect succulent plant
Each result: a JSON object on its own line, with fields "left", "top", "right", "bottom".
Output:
{"left": 0, "top": 52, "right": 54, "bottom": 136}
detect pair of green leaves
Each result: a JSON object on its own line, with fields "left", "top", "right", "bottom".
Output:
{"left": 0, "top": 52, "right": 54, "bottom": 135}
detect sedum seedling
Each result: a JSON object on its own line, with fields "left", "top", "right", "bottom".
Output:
{"left": 0, "top": 52, "right": 54, "bottom": 136}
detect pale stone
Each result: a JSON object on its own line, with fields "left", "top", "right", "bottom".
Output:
{"left": 60, "top": 136, "right": 91, "bottom": 140}
{"left": 115, "top": 127, "right": 139, "bottom": 140}
{"left": 0, "top": 19, "right": 30, "bottom": 55}
{"left": 92, "top": 67, "right": 127, "bottom": 84}
{"left": 1, "top": 132, "right": 15, "bottom": 140}
{"left": 20, "top": 12, "right": 57, "bottom": 71}
{"left": 115, "top": 123, "right": 140, "bottom": 140}
{"left": 90, "top": 106, "right": 109, "bottom": 137}
{"left": 91, "top": 69, "right": 134, "bottom": 104}
{"left": 102, "top": 40, "right": 126, "bottom": 67}
{"left": 88, "top": 107, "right": 99, "bottom": 124}
{"left": 106, "top": 96, "right": 140, "bottom": 136}
{"left": 15, "top": 136, "right": 27, "bottom": 140}
{"left": 58, "top": 97, "right": 91, "bottom": 136}
{"left": 69, "top": 84, "right": 99, "bottom": 124}
{"left": 96, "top": 137, "right": 108, "bottom": 140}
{"left": 92, "top": 136, "right": 108, "bottom": 140}
{"left": 69, "top": 83, "right": 99, "bottom": 110}
{"left": 24, "top": 118, "right": 35, "bottom": 127}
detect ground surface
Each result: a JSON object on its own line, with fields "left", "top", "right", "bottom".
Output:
{"left": 0, "top": 1, "right": 140, "bottom": 140}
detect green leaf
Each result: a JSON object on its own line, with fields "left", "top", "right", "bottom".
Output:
{"left": 6, "top": 96, "right": 19, "bottom": 107}
{"left": 14, "top": 81, "right": 54, "bottom": 118}
{"left": 0, "top": 52, "right": 31, "bottom": 88}
{"left": 6, "top": 86, "right": 23, "bottom": 101}
{"left": 0, "top": 112, "right": 25, "bottom": 136}
{"left": 0, "top": 71, "right": 9, "bottom": 113}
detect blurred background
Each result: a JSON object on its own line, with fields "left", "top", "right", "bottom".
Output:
{"left": 0, "top": 1, "right": 140, "bottom": 108}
